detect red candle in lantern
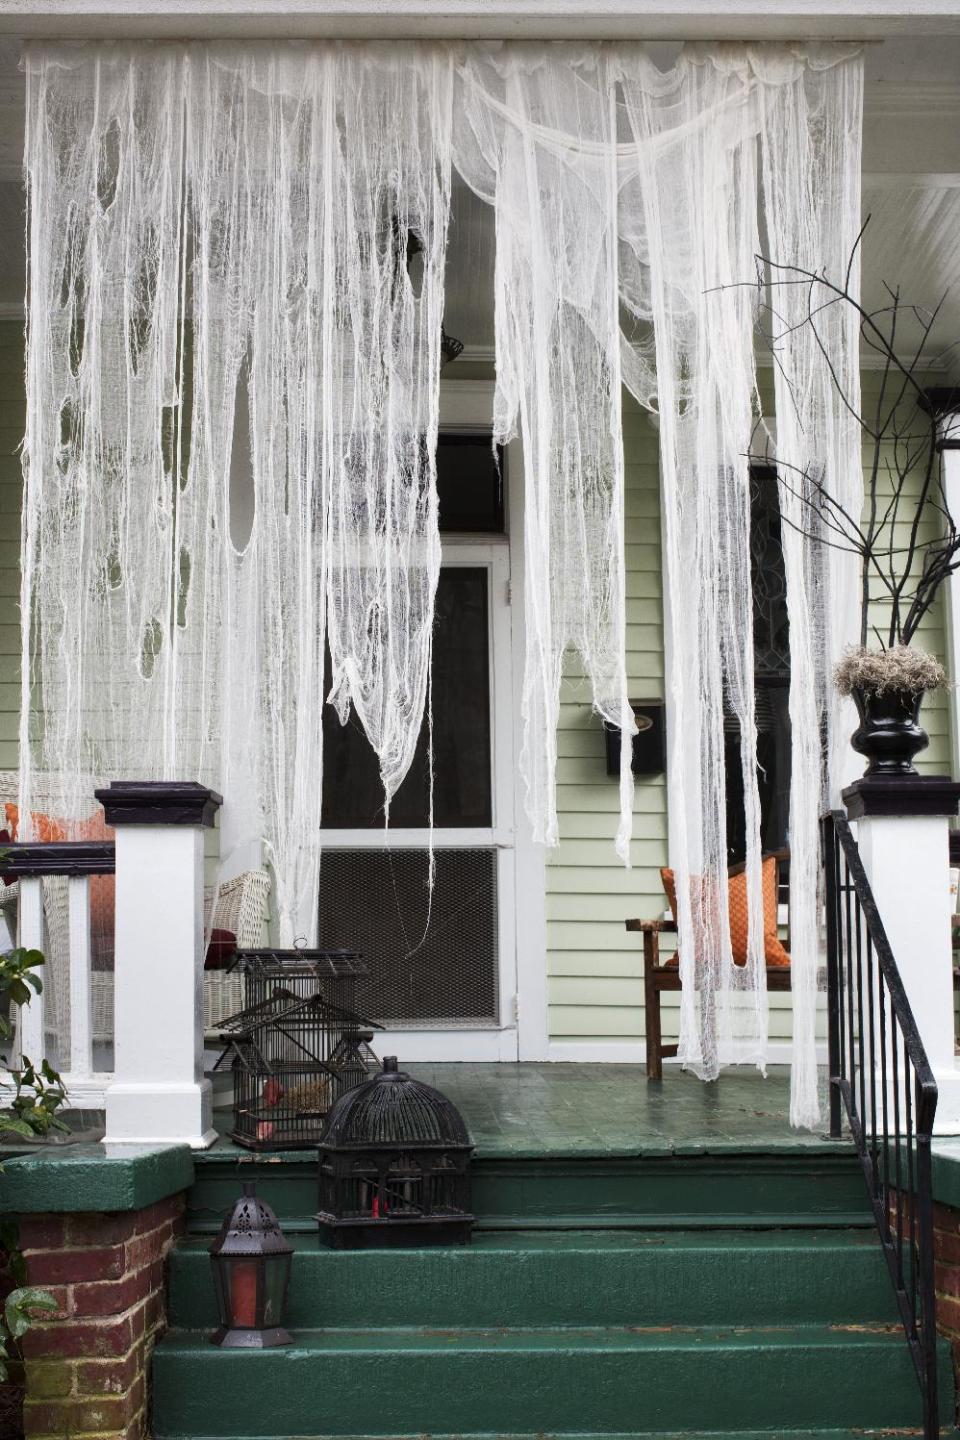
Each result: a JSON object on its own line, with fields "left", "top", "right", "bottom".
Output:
{"left": 230, "top": 1260, "right": 259, "bottom": 1328}
{"left": 209, "top": 1183, "right": 292, "bottom": 1349}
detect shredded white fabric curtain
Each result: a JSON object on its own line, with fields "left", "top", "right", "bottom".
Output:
{"left": 21, "top": 39, "right": 863, "bottom": 1124}
{"left": 453, "top": 47, "right": 636, "bottom": 863}
{"left": 616, "top": 48, "right": 771, "bottom": 1081}
{"left": 756, "top": 51, "right": 864, "bottom": 1124}
{"left": 22, "top": 42, "right": 454, "bottom": 941}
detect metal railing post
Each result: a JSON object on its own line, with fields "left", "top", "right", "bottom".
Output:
{"left": 823, "top": 808, "right": 940, "bottom": 1439}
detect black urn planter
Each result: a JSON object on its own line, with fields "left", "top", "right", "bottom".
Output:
{"left": 850, "top": 685, "right": 929, "bottom": 777}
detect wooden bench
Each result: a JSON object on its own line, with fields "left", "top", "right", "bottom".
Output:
{"left": 625, "top": 850, "right": 791, "bottom": 1081}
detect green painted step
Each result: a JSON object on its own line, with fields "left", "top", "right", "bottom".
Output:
{"left": 186, "top": 1150, "right": 871, "bottom": 1232}
{"left": 146, "top": 1434, "right": 960, "bottom": 1440}
{"left": 167, "top": 1228, "right": 898, "bottom": 1331}
{"left": 151, "top": 1324, "right": 952, "bottom": 1437}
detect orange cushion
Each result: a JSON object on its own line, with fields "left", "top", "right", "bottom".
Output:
{"left": 77, "top": 809, "right": 115, "bottom": 970}
{"left": 6, "top": 802, "right": 115, "bottom": 969}
{"left": 4, "top": 802, "right": 67, "bottom": 844}
{"left": 660, "top": 856, "right": 791, "bottom": 968}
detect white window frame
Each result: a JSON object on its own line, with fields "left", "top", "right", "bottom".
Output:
{"left": 321, "top": 538, "right": 517, "bottom": 1059}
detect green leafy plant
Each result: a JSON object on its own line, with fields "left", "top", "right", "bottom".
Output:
{"left": 0, "top": 1285, "right": 59, "bottom": 1383}
{"left": 0, "top": 1058, "right": 68, "bottom": 1141}
{"left": 0, "top": 937, "right": 65, "bottom": 1395}
{"left": 0, "top": 948, "right": 44, "bottom": 1039}
{"left": 0, "top": 945, "right": 67, "bottom": 1139}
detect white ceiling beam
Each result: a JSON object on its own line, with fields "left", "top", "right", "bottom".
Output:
{"left": 0, "top": 0, "right": 959, "bottom": 41}
{"left": 863, "top": 173, "right": 960, "bottom": 187}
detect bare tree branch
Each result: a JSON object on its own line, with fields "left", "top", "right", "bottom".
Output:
{"left": 742, "top": 225, "right": 956, "bottom": 650}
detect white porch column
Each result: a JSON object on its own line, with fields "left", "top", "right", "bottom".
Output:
{"left": 99, "top": 781, "right": 221, "bottom": 1148}
{"left": 936, "top": 402, "right": 960, "bottom": 773}
{"left": 844, "top": 776, "right": 960, "bottom": 1135}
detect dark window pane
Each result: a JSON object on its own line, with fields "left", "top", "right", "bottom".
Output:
{"left": 724, "top": 469, "right": 792, "bottom": 865}
{"left": 322, "top": 568, "right": 492, "bottom": 828}
{"left": 750, "top": 467, "right": 790, "bottom": 679}
{"left": 317, "top": 848, "right": 499, "bottom": 1027}
{"left": 437, "top": 433, "right": 504, "bottom": 533}
{"left": 725, "top": 681, "right": 792, "bottom": 864}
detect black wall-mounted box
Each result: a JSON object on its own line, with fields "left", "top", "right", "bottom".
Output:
{"left": 603, "top": 700, "right": 666, "bottom": 778}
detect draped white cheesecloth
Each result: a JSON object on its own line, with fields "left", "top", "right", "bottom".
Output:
{"left": 20, "top": 40, "right": 863, "bottom": 1125}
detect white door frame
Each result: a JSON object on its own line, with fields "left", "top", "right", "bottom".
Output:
{"left": 320, "top": 379, "right": 548, "bottom": 1061}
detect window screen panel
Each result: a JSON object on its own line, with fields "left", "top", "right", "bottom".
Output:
{"left": 317, "top": 848, "right": 499, "bottom": 1028}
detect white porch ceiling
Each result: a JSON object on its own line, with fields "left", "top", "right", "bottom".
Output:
{"left": 1, "top": 1, "right": 960, "bottom": 42}
{"left": 0, "top": 34, "right": 957, "bottom": 375}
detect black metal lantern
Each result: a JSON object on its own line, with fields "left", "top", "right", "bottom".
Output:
{"left": 316, "top": 1057, "right": 474, "bottom": 1248}
{"left": 209, "top": 1182, "right": 294, "bottom": 1348}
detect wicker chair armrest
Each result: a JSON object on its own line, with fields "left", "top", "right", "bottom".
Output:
{"left": 625, "top": 918, "right": 678, "bottom": 933}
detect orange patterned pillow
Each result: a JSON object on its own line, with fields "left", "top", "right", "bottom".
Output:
{"left": 77, "top": 809, "right": 115, "bottom": 970}
{"left": 4, "top": 803, "right": 67, "bottom": 844}
{"left": 660, "top": 856, "right": 790, "bottom": 968}
{"left": 6, "top": 803, "right": 115, "bottom": 968}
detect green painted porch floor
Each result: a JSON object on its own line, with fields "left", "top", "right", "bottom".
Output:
{"left": 400, "top": 1062, "right": 835, "bottom": 1156}
{"left": 209, "top": 1062, "right": 837, "bottom": 1161}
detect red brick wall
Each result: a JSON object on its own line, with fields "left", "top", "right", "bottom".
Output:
{"left": 933, "top": 1199, "right": 960, "bottom": 1367}
{"left": 16, "top": 1195, "right": 185, "bottom": 1440}
{"left": 890, "top": 1192, "right": 960, "bottom": 1420}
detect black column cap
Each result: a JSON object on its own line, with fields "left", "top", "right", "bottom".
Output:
{"left": 94, "top": 780, "right": 222, "bottom": 828}
{"left": 843, "top": 774, "right": 960, "bottom": 821}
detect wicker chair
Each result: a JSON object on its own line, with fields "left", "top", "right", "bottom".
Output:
{"left": 202, "top": 870, "right": 272, "bottom": 1029}
{"left": 89, "top": 868, "right": 273, "bottom": 1039}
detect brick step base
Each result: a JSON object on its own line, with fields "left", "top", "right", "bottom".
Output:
{"left": 18, "top": 1196, "right": 185, "bottom": 1440}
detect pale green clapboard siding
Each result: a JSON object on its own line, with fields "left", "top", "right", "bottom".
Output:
{"left": 546, "top": 378, "right": 954, "bottom": 1047}
{"left": 0, "top": 329, "right": 952, "bottom": 1049}
{"left": 547, "top": 394, "right": 669, "bottom": 1042}
{"left": 0, "top": 321, "right": 24, "bottom": 774}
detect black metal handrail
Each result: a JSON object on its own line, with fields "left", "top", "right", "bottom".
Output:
{"left": 823, "top": 809, "right": 939, "bottom": 1439}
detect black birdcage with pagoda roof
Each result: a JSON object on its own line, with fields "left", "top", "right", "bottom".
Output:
{"left": 213, "top": 987, "right": 380, "bottom": 1151}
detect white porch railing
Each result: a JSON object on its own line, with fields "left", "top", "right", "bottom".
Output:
{"left": 5, "top": 841, "right": 117, "bottom": 1110}
{"left": 6, "top": 782, "right": 225, "bottom": 1147}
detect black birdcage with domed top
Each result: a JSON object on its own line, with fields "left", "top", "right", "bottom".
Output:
{"left": 316, "top": 1057, "right": 474, "bottom": 1247}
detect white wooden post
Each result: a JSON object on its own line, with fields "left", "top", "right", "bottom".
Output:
{"left": 68, "top": 875, "right": 93, "bottom": 1080}
{"left": 16, "top": 876, "right": 45, "bottom": 1064}
{"left": 99, "top": 782, "right": 221, "bottom": 1148}
{"left": 938, "top": 404, "right": 960, "bottom": 774}
{"left": 845, "top": 776, "right": 960, "bottom": 1135}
